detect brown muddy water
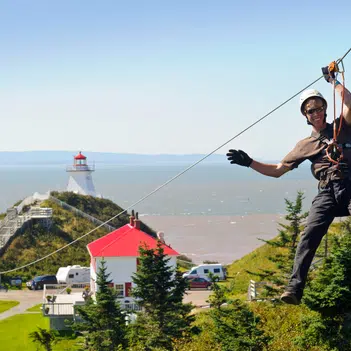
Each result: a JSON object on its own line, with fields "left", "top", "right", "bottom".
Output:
{"left": 142, "top": 213, "right": 287, "bottom": 265}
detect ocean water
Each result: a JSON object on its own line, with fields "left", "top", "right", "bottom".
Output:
{"left": 0, "top": 163, "right": 318, "bottom": 263}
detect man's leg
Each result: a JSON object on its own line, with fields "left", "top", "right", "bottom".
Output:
{"left": 281, "top": 188, "right": 336, "bottom": 304}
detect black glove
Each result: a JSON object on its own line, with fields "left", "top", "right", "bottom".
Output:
{"left": 226, "top": 149, "right": 253, "bottom": 167}
{"left": 322, "top": 65, "right": 336, "bottom": 83}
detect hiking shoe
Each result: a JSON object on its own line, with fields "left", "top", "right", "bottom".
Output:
{"left": 280, "top": 291, "right": 301, "bottom": 305}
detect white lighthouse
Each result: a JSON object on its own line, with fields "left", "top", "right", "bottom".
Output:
{"left": 66, "top": 152, "right": 96, "bottom": 196}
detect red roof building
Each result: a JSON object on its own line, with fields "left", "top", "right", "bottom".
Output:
{"left": 87, "top": 215, "right": 179, "bottom": 302}
{"left": 87, "top": 224, "right": 179, "bottom": 258}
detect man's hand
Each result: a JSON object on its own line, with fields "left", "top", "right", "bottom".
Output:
{"left": 322, "top": 62, "right": 337, "bottom": 83}
{"left": 226, "top": 149, "right": 252, "bottom": 167}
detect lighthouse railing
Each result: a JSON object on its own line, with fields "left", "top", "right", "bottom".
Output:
{"left": 66, "top": 165, "right": 95, "bottom": 172}
{"left": 49, "top": 196, "right": 116, "bottom": 232}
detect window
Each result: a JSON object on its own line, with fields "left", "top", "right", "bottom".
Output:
{"left": 214, "top": 268, "right": 220, "bottom": 273}
{"left": 125, "top": 282, "right": 132, "bottom": 297}
{"left": 69, "top": 274, "right": 74, "bottom": 279}
{"left": 204, "top": 269, "right": 209, "bottom": 274}
{"left": 115, "top": 284, "right": 124, "bottom": 297}
{"left": 190, "top": 269, "right": 197, "bottom": 274}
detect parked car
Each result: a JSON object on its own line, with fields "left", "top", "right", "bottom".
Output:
{"left": 187, "top": 277, "right": 212, "bottom": 290}
{"left": 26, "top": 275, "right": 58, "bottom": 290}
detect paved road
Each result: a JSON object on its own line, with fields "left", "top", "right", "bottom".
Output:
{"left": 0, "top": 290, "right": 43, "bottom": 320}
{"left": 183, "top": 289, "right": 212, "bottom": 307}
{"left": 0, "top": 288, "right": 212, "bottom": 321}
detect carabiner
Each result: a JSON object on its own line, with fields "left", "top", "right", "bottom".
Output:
{"left": 335, "top": 58, "right": 345, "bottom": 73}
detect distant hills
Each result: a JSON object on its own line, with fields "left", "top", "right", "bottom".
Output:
{"left": 0, "top": 151, "right": 228, "bottom": 165}
{"left": 0, "top": 150, "right": 294, "bottom": 166}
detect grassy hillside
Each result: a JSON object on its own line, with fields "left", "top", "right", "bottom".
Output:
{"left": 0, "top": 192, "right": 157, "bottom": 281}
{"left": 207, "top": 220, "right": 346, "bottom": 350}
{"left": 226, "top": 220, "right": 344, "bottom": 298}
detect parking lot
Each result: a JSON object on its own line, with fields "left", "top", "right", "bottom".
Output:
{"left": 0, "top": 289, "right": 43, "bottom": 320}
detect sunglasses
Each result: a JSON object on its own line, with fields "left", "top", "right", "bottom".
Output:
{"left": 305, "top": 106, "right": 325, "bottom": 115}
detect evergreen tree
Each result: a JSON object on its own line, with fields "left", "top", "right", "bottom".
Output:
{"left": 298, "top": 219, "right": 351, "bottom": 350}
{"left": 72, "top": 259, "right": 126, "bottom": 351}
{"left": 128, "top": 241, "right": 196, "bottom": 351}
{"left": 304, "top": 219, "right": 351, "bottom": 315}
{"left": 207, "top": 272, "right": 229, "bottom": 310}
{"left": 208, "top": 280, "right": 269, "bottom": 351}
{"left": 29, "top": 327, "right": 56, "bottom": 351}
{"left": 246, "top": 191, "right": 308, "bottom": 297}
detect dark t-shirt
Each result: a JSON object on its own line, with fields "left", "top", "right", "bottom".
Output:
{"left": 281, "top": 118, "right": 351, "bottom": 180}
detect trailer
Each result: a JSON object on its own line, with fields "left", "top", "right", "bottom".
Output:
{"left": 182, "top": 264, "right": 226, "bottom": 281}
{"left": 56, "top": 265, "right": 90, "bottom": 284}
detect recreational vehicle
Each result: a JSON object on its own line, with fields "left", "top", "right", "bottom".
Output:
{"left": 182, "top": 264, "right": 226, "bottom": 281}
{"left": 56, "top": 265, "right": 90, "bottom": 284}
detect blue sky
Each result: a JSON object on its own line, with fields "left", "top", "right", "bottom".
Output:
{"left": 1, "top": 0, "right": 351, "bottom": 159}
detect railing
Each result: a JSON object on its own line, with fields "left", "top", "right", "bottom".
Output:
{"left": 66, "top": 165, "right": 95, "bottom": 172}
{"left": 120, "top": 302, "right": 142, "bottom": 312}
{"left": 42, "top": 301, "right": 141, "bottom": 318}
{"left": 247, "top": 280, "right": 276, "bottom": 301}
{"left": 30, "top": 208, "right": 53, "bottom": 218}
{"left": 16, "top": 192, "right": 50, "bottom": 214}
{"left": 0, "top": 214, "right": 32, "bottom": 248}
{"left": 0, "top": 217, "right": 9, "bottom": 228}
{"left": 43, "top": 283, "right": 90, "bottom": 301}
{"left": 43, "top": 303, "right": 75, "bottom": 316}
{"left": 49, "top": 196, "right": 116, "bottom": 232}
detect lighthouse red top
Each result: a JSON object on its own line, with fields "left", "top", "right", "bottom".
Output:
{"left": 66, "top": 151, "right": 94, "bottom": 172}
{"left": 74, "top": 152, "right": 86, "bottom": 160}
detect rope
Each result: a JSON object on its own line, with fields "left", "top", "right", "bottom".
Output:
{"left": 326, "top": 60, "right": 347, "bottom": 165}
{"left": 1, "top": 47, "right": 351, "bottom": 275}
{"left": 337, "top": 48, "right": 351, "bottom": 63}
{"left": 337, "top": 71, "right": 346, "bottom": 137}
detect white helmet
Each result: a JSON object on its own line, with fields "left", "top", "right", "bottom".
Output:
{"left": 299, "top": 89, "right": 327, "bottom": 115}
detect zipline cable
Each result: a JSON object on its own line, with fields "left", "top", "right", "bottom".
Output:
{"left": 1, "top": 48, "right": 350, "bottom": 275}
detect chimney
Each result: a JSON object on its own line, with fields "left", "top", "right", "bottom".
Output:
{"left": 134, "top": 212, "right": 141, "bottom": 230}
{"left": 129, "top": 210, "right": 135, "bottom": 226}
{"left": 157, "top": 231, "right": 165, "bottom": 244}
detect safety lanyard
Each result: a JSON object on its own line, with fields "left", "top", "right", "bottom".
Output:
{"left": 325, "top": 60, "right": 346, "bottom": 165}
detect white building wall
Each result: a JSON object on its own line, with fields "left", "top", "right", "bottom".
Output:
{"left": 67, "top": 171, "right": 96, "bottom": 196}
{"left": 90, "top": 261, "right": 97, "bottom": 294}
{"left": 168, "top": 257, "right": 177, "bottom": 271}
{"left": 98, "top": 256, "right": 137, "bottom": 284}
{"left": 91, "top": 255, "right": 178, "bottom": 301}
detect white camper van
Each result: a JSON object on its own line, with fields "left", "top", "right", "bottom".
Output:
{"left": 56, "top": 265, "right": 90, "bottom": 284}
{"left": 182, "top": 264, "right": 226, "bottom": 281}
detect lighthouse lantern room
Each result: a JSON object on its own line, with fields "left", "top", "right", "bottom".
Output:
{"left": 66, "top": 152, "right": 96, "bottom": 196}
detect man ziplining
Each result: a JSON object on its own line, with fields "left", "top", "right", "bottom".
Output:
{"left": 227, "top": 62, "right": 351, "bottom": 305}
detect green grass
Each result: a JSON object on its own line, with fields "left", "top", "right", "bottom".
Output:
{"left": 226, "top": 241, "right": 281, "bottom": 296}
{"left": 0, "top": 314, "right": 49, "bottom": 350}
{"left": 226, "top": 222, "right": 343, "bottom": 298}
{"left": 0, "top": 300, "right": 19, "bottom": 313}
{"left": 0, "top": 313, "right": 81, "bottom": 350}
{"left": 26, "top": 304, "right": 42, "bottom": 312}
